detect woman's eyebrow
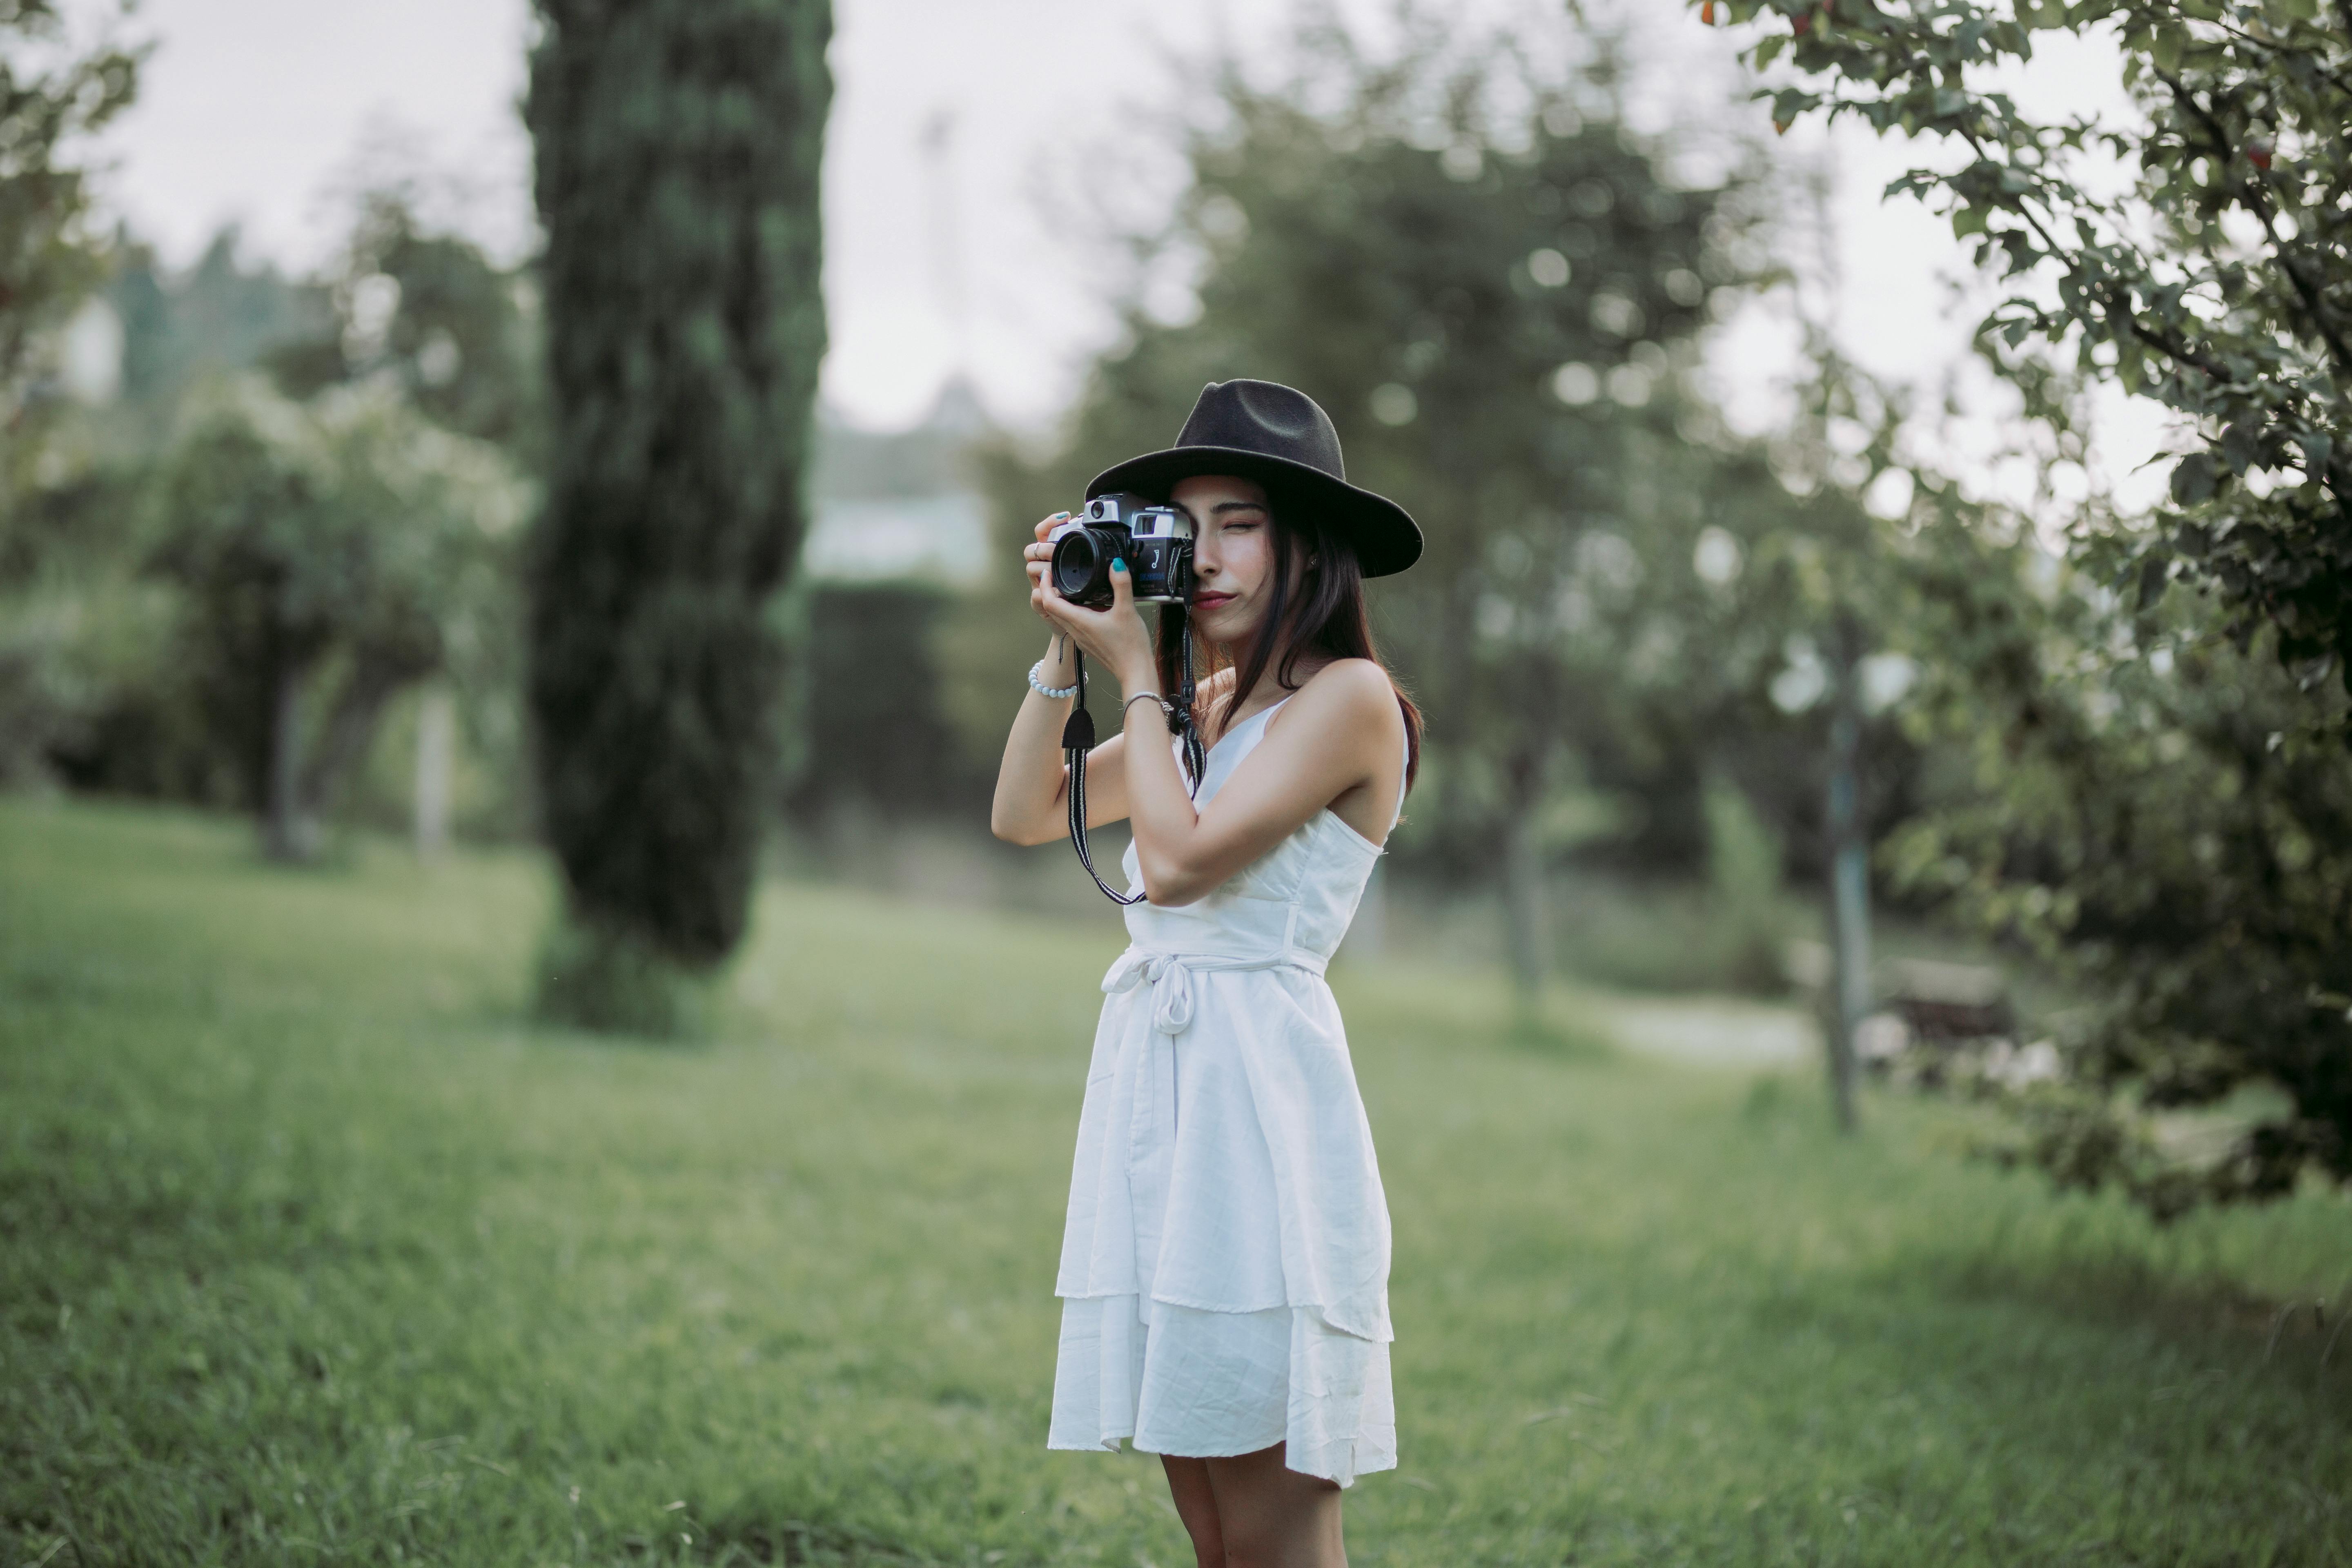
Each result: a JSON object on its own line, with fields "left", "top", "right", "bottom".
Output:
{"left": 1211, "top": 501, "right": 1269, "bottom": 516}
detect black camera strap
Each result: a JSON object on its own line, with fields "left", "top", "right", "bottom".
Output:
{"left": 1062, "top": 612, "right": 1206, "bottom": 905}
{"left": 1165, "top": 607, "right": 1208, "bottom": 790}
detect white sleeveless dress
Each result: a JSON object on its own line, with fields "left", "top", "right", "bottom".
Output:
{"left": 1046, "top": 697, "right": 1401, "bottom": 1487}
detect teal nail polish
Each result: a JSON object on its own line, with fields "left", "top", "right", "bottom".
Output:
{"left": 1111, "top": 557, "right": 1127, "bottom": 572}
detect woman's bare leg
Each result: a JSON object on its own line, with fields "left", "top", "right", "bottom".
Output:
{"left": 1202, "top": 1444, "right": 1345, "bottom": 1568}
{"left": 1160, "top": 1454, "right": 1227, "bottom": 1568}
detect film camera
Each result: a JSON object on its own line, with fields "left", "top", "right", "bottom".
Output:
{"left": 1050, "top": 492, "right": 1194, "bottom": 608}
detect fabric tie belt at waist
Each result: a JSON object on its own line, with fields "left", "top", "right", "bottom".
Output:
{"left": 1101, "top": 946, "right": 1330, "bottom": 1036}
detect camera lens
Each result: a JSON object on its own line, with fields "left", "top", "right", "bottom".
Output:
{"left": 1051, "top": 527, "right": 1116, "bottom": 608}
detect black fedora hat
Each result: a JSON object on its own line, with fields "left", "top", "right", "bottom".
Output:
{"left": 1086, "top": 380, "right": 1422, "bottom": 578}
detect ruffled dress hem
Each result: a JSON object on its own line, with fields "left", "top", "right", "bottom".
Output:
{"left": 1046, "top": 1294, "right": 1397, "bottom": 1488}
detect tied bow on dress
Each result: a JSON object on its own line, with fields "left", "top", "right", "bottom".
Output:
{"left": 1102, "top": 947, "right": 1328, "bottom": 1037}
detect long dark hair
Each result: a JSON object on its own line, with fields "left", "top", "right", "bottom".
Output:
{"left": 1155, "top": 492, "right": 1423, "bottom": 792}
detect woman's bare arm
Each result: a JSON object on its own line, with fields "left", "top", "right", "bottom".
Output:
{"left": 989, "top": 630, "right": 1131, "bottom": 846}
{"left": 1025, "top": 553, "right": 1398, "bottom": 902}
{"left": 991, "top": 513, "right": 1140, "bottom": 845}
{"left": 1120, "top": 656, "right": 1401, "bottom": 905}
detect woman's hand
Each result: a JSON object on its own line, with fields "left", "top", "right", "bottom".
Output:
{"left": 1022, "top": 514, "right": 1067, "bottom": 619}
{"left": 1031, "top": 520, "right": 1157, "bottom": 692}
{"left": 993, "top": 511, "right": 1140, "bottom": 847}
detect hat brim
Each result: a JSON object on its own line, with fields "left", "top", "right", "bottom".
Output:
{"left": 1086, "top": 445, "right": 1423, "bottom": 579}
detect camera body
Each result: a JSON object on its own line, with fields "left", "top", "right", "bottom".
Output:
{"left": 1051, "top": 492, "right": 1194, "bottom": 608}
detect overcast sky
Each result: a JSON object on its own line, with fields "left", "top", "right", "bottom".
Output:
{"left": 72, "top": 0, "right": 2170, "bottom": 510}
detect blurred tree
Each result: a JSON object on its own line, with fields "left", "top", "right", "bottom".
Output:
{"left": 149, "top": 381, "right": 526, "bottom": 860}
{"left": 253, "top": 193, "right": 544, "bottom": 847}
{"left": 38, "top": 205, "right": 535, "bottom": 837}
{"left": 0, "top": 0, "right": 142, "bottom": 781}
{"left": 0, "top": 0, "right": 140, "bottom": 410}
{"left": 1693, "top": 0, "right": 2352, "bottom": 721}
{"left": 265, "top": 192, "right": 542, "bottom": 461}
{"left": 105, "top": 232, "right": 333, "bottom": 441}
{"left": 1698, "top": 348, "right": 1932, "bottom": 1129}
{"left": 525, "top": 0, "right": 832, "bottom": 1031}
{"left": 958, "top": 15, "right": 1769, "bottom": 1006}
{"left": 1695, "top": 0, "right": 2352, "bottom": 1207}
{"left": 1892, "top": 510, "right": 2352, "bottom": 1215}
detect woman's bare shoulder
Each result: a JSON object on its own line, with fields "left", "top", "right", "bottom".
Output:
{"left": 1284, "top": 658, "right": 1403, "bottom": 735}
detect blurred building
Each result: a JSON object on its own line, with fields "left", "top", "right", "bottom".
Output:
{"left": 784, "top": 375, "right": 997, "bottom": 824}
{"left": 801, "top": 376, "right": 990, "bottom": 587}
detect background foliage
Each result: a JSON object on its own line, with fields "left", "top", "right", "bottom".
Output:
{"left": 147, "top": 380, "right": 524, "bottom": 860}
{"left": 1701, "top": 0, "right": 2352, "bottom": 699}
{"left": 1688, "top": 0, "right": 2352, "bottom": 1210}
{"left": 0, "top": 0, "right": 140, "bottom": 400}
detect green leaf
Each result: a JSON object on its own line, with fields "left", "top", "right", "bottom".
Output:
{"left": 2172, "top": 452, "right": 2218, "bottom": 506}
{"left": 1953, "top": 203, "right": 1989, "bottom": 238}
{"left": 2117, "top": 339, "right": 2145, "bottom": 393}
{"left": 2221, "top": 421, "right": 2259, "bottom": 475}
{"left": 1753, "top": 33, "right": 1787, "bottom": 69}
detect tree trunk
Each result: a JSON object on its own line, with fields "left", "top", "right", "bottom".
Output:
{"left": 1435, "top": 570, "right": 1480, "bottom": 844}
{"left": 300, "top": 653, "right": 414, "bottom": 835}
{"left": 1823, "top": 617, "right": 1868, "bottom": 1134}
{"left": 414, "top": 686, "right": 456, "bottom": 860}
{"left": 1500, "top": 739, "right": 1553, "bottom": 1015}
{"left": 263, "top": 659, "right": 307, "bottom": 862}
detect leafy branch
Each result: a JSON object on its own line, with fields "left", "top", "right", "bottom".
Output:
{"left": 1691, "top": 0, "right": 2352, "bottom": 696}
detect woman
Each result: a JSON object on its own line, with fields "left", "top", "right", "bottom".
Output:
{"left": 991, "top": 380, "right": 1423, "bottom": 1568}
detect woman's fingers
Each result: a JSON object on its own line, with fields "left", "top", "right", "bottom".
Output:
{"left": 1030, "top": 545, "right": 1148, "bottom": 679}
{"left": 1037, "top": 584, "right": 1081, "bottom": 630}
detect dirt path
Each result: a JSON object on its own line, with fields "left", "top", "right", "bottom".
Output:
{"left": 1590, "top": 992, "right": 1816, "bottom": 1069}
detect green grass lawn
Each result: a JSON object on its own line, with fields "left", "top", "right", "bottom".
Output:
{"left": 3, "top": 800, "right": 2347, "bottom": 1567}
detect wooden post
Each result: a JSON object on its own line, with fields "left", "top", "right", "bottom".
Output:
{"left": 1501, "top": 741, "right": 1553, "bottom": 1018}
{"left": 1823, "top": 615, "right": 1867, "bottom": 1133}
{"left": 264, "top": 662, "right": 306, "bottom": 862}
{"left": 413, "top": 686, "right": 455, "bottom": 860}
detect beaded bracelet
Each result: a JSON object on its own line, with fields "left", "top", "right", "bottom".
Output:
{"left": 1029, "top": 659, "right": 1080, "bottom": 701}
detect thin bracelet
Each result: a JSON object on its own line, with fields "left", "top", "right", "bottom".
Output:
{"left": 1123, "top": 691, "right": 1175, "bottom": 719}
{"left": 1029, "top": 659, "right": 1079, "bottom": 701}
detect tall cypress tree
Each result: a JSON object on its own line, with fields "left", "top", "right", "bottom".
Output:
{"left": 526, "top": 0, "right": 831, "bottom": 1028}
